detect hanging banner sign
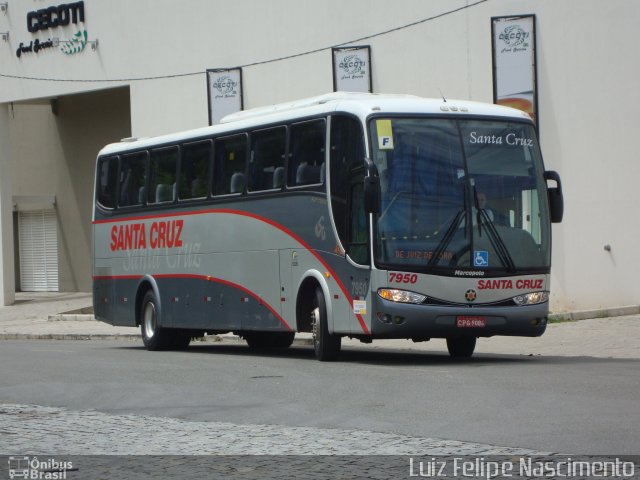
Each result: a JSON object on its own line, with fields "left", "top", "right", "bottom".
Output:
{"left": 491, "top": 15, "right": 538, "bottom": 124}
{"left": 332, "top": 46, "right": 372, "bottom": 93}
{"left": 207, "top": 68, "right": 243, "bottom": 125}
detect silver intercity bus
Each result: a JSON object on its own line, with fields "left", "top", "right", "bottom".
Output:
{"left": 93, "top": 93, "right": 563, "bottom": 360}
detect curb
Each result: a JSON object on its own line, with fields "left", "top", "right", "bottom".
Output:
{"left": 0, "top": 333, "right": 139, "bottom": 341}
{"left": 0, "top": 333, "right": 315, "bottom": 345}
{"left": 548, "top": 305, "right": 640, "bottom": 322}
{"left": 47, "top": 314, "right": 96, "bottom": 322}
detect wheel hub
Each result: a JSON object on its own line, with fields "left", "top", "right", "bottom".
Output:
{"left": 311, "top": 307, "right": 320, "bottom": 345}
{"left": 143, "top": 302, "right": 156, "bottom": 339}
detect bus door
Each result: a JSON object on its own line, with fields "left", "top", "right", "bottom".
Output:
{"left": 279, "top": 249, "right": 295, "bottom": 329}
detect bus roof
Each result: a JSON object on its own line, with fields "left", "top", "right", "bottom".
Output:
{"left": 98, "top": 92, "right": 533, "bottom": 157}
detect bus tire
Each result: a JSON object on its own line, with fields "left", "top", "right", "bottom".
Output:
{"left": 312, "top": 287, "right": 341, "bottom": 361}
{"left": 446, "top": 336, "right": 476, "bottom": 358}
{"left": 140, "top": 290, "right": 172, "bottom": 351}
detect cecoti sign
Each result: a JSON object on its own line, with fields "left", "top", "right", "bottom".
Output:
{"left": 27, "top": 1, "right": 85, "bottom": 33}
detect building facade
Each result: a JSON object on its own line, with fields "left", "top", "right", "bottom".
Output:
{"left": 0, "top": 0, "right": 638, "bottom": 313}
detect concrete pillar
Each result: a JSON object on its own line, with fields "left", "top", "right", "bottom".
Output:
{"left": 0, "top": 103, "right": 15, "bottom": 305}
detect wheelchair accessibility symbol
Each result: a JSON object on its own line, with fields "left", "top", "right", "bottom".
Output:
{"left": 474, "top": 251, "right": 489, "bottom": 267}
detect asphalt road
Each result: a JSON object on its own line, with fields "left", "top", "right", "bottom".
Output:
{"left": 1, "top": 339, "right": 638, "bottom": 455}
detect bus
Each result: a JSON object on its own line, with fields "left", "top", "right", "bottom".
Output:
{"left": 92, "top": 92, "right": 563, "bottom": 361}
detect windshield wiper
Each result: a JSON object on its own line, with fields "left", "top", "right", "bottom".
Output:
{"left": 426, "top": 208, "right": 466, "bottom": 268}
{"left": 426, "top": 182, "right": 472, "bottom": 269}
{"left": 477, "top": 208, "right": 516, "bottom": 272}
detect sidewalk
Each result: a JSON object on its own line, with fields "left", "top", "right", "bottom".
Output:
{"left": 1, "top": 292, "right": 639, "bottom": 359}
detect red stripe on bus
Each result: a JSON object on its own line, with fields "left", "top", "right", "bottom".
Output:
{"left": 93, "top": 273, "right": 292, "bottom": 332}
{"left": 93, "top": 208, "right": 370, "bottom": 334}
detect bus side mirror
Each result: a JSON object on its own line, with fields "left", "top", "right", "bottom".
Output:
{"left": 544, "top": 170, "right": 564, "bottom": 223}
{"left": 364, "top": 161, "right": 381, "bottom": 215}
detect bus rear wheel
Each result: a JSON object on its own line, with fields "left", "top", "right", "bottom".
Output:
{"left": 446, "top": 336, "right": 476, "bottom": 358}
{"left": 311, "top": 287, "right": 341, "bottom": 361}
{"left": 140, "top": 290, "right": 190, "bottom": 351}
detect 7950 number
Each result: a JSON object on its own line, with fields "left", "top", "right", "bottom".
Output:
{"left": 389, "top": 273, "right": 418, "bottom": 284}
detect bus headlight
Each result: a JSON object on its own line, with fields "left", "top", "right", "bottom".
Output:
{"left": 513, "top": 291, "right": 549, "bottom": 306}
{"left": 378, "top": 288, "right": 426, "bottom": 304}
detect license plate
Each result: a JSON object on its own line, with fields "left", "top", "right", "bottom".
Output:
{"left": 456, "top": 316, "right": 486, "bottom": 328}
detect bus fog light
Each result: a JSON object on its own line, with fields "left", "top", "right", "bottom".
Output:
{"left": 377, "top": 312, "right": 393, "bottom": 324}
{"left": 377, "top": 288, "right": 426, "bottom": 304}
{"left": 513, "top": 291, "right": 549, "bottom": 306}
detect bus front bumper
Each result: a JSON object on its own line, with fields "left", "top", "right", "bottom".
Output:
{"left": 370, "top": 297, "right": 548, "bottom": 339}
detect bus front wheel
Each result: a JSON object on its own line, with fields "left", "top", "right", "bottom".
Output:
{"left": 311, "top": 287, "right": 341, "bottom": 361}
{"left": 446, "top": 336, "right": 476, "bottom": 358}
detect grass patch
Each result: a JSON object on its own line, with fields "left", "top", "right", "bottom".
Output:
{"left": 547, "top": 314, "right": 574, "bottom": 324}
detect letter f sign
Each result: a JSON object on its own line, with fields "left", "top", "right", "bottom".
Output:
{"left": 379, "top": 136, "right": 394, "bottom": 150}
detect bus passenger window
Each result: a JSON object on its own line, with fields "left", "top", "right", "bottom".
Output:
{"left": 248, "top": 127, "right": 286, "bottom": 192}
{"left": 289, "top": 120, "right": 325, "bottom": 187}
{"left": 97, "top": 156, "right": 119, "bottom": 209}
{"left": 118, "top": 152, "right": 147, "bottom": 208}
{"left": 148, "top": 147, "right": 178, "bottom": 204}
{"left": 213, "top": 134, "right": 247, "bottom": 196}
{"left": 179, "top": 141, "right": 211, "bottom": 200}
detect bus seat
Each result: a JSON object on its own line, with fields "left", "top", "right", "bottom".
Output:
{"left": 230, "top": 172, "right": 246, "bottom": 193}
{"left": 273, "top": 167, "right": 285, "bottom": 189}
{"left": 119, "top": 169, "right": 131, "bottom": 205}
{"left": 190, "top": 179, "right": 206, "bottom": 198}
{"left": 155, "top": 184, "right": 173, "bottom": 203}
{"left": 320, "top": 162, "right": 326, "bottom": 184}
{"left": 138, "top": 186, "right": 146, "bottom": 204}
{"left": 296, "top": 163, "right": 320, "bottom": 185}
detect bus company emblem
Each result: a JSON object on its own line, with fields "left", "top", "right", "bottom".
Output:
{"left": 314, "top": 216, "right": 326, "bottom": 240}
{"left": 465, "top": 289, "right": 477, "bottom": 302}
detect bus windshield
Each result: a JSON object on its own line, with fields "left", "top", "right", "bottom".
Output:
{"left": 370, "top": 117, "right": 550, "bottom": 273}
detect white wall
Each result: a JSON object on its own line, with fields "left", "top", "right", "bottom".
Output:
{"left": 1, "top": 0, "right": 639, "bottom": 311}
{"left": 8, "top": 89, "right": 130, "bottom": 291}
{"left": 0, "top": 104, "right": 15, "bottom": 305}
